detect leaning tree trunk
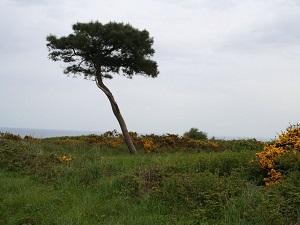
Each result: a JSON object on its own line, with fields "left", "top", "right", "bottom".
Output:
{"left": 95, "top": 74, "right": 137, "bottom": 155}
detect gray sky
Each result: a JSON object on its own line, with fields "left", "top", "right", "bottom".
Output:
{"left": 1, "top": 0, "right": 300, "bottom": 139}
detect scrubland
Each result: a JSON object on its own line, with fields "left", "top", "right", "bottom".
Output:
{"left": 0, "top": 127, "right": 299, "bottom": 225}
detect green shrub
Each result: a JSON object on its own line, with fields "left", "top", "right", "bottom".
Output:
{"left": 184, "top": 128, "right": 208, "bottom": 140}
{"left": 0, "top": 139, "right": 60, "bottom": 180}
{"left": 215, "top": 139, "right": 264, "bottom": 152}
{"left": 0, "top": 132, "right": 22, "bottom": 140}
{"left": 150, "top": 171, "right": 246, "bottom": 223}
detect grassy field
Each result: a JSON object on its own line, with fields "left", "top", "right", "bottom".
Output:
{"left": 0, "top": 133, "right": 299, "bottom": 225}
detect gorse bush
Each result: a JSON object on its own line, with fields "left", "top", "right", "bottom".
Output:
{"left": 0, "top": 132, "right": 22, "bottom": 140}
{"left": 45, "top": 130, "right": 219, "bottom": 154}
{"left": 256, "top": 124, "right": 300, "bottom": 186}
{"left": 139, "top": 133, "right": 218, "bottom": 154}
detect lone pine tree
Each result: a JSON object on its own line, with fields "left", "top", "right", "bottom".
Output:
{"left": 46, "top": 21, "right": 159, "bottom": 154}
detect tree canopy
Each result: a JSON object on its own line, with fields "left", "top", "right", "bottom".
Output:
{"left": 46, "top": 21, "right": 159, "bottom": 80}
{"left": 184, "top": 128, "right": 208, "bottom": 140}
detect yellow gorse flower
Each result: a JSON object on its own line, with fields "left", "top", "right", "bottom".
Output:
{"left": 256, "top": 124, "right": 300, "bottom": 186}
{"left": 141, "top": 137, "right": 154, "bottom": 154}
{"left": 58, "top": 155, "right": 72, "bottom": 162}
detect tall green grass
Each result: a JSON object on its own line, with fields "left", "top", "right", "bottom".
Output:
{"left": 0, "top": 136, "right": 299, "bottom": 224}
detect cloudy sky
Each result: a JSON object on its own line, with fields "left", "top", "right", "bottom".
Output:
{"left": 1, "top": 0, "right": 300, "bottom": 139}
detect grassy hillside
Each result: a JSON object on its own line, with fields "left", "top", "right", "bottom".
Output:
{"left": 0, "top": 132, "right": 299, "bottom": 225}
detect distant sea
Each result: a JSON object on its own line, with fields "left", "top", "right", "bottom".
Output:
{"left": 0, "top": 127, "right": 103, "bottom": 138}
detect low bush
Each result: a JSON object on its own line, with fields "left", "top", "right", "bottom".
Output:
{"left": 0, "top": 132, "right": 22, "bottom": 140}
{"left": 0, "top": 139, "right": 61, "bottom": 180}
{"left": 255, "top": 124, "right": 300, "bottom": 186}
{"left": 183, "top": 127, "right": 208, "bottom": 140}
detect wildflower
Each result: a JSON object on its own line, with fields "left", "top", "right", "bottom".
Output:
{"left": 58, "top": 155, "right": 72, "bottom": 163}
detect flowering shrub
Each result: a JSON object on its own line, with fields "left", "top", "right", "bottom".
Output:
{"left": 49, "top": 130, "right": 218, "bottom": 154}
{"left": 141, "top": 137, "right": 154, "bottom": 154}
{"left": 138, "top": 133, "right": 218, "bottom": 153}
{"left": 51, "top": 130, "right": 124, "bottom": 148}
{"left": 0, "top": 132, "right": 22, "bottom": 140}
{"left": 256, "top": 124, "right": 300, "bottom": 186}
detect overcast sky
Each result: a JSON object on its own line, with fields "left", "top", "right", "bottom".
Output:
{"left": 1, "top": 0, "right": 300, "bottom": 139}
